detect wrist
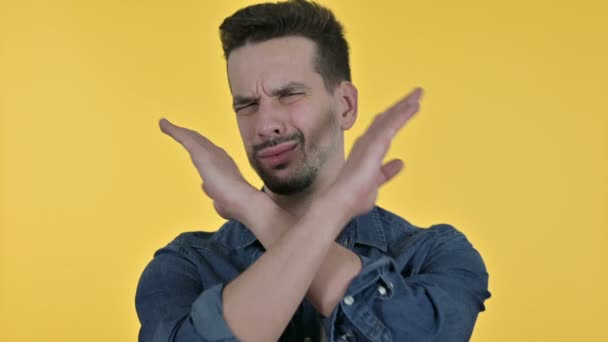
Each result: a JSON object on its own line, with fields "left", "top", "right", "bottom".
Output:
{"left": 309, "top": 193, "right": 353, "bottom": 236}
{"left": 230, "top": 186, "right": 264, "bottom": 223}
{"left": 234, "top": 188, "right": 274, "bottom": 226}
{"left": 234, "top": 190, "right": 292, "bottom": 248}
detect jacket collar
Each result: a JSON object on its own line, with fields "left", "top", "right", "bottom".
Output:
{"left": 235, "top": 206, "right": 387, "bottom": 252}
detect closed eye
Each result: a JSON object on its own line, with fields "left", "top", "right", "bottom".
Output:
{"left": 235, "top": 102, "right": 258, "bottom": 114}
{"left": 236, "top": 103, "right": 254, "bottom": 110}
{"left": 279, "top": 92, "right": 305, "bottom": 103}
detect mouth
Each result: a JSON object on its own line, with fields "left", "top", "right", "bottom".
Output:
{"left": 257, "top": 142, "right": 298, "bottom": 168}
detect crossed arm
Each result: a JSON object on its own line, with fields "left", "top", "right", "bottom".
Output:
{"left": 136, "top": 88, "right": 487, "bottom": 342}
{"left": 236, "top": 191, "right": 363, "bottom": 318}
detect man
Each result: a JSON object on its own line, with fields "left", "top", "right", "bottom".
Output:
{"left": 135, "top": 0, "right": 491, "bottom": 341}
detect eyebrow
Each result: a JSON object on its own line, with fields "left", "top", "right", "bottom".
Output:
{"left": 232, "top": 82, "right": 310, "bottom": 108}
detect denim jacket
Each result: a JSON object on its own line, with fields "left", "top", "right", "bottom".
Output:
{"left": 135, "top": 206, "right": 491, "bottom": 341}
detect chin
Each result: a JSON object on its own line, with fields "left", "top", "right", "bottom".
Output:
{"left": 263, "top": 171, "right": 317, "bottom": 196}
{"left": 265, "top": 182, "right": 309, "bottom": 196}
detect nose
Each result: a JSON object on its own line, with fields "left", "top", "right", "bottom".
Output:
{"left": 256, "top": 99, "right": 286, "bottom": 138}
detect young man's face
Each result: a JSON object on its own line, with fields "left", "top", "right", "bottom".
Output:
{"left": 227, "top": 36, "right": 344, "bottom": 195}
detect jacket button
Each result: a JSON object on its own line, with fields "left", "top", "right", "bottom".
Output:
{"left": 377, "top": 285, "right": 387, "bottom": 296}
{"left": 343, "top": 295, "right": 355, "bottom": 305}
{"left": 337, "top": 330, "right": 356, "bottom": 341}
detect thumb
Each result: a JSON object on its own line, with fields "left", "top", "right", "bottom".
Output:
{"left": 377, "top": 159, "right": 404, "bottom": 186}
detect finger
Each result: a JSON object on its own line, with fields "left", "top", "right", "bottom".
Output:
{"left": 392, "top": 101, "right": 420, "bottom": 134}
{"left": 201, "top": 182, "right": 209, "bottom": 196}
{"left": 388, "top": 88, "right": 422, "bottom": 127}
{"left": 406, "top": 87, "right": 423, "bottom": 104}
{"left": 386, "top": 100, "right": 422, "bottom": 139}
{"left": 367, "top": 87, "right": 423, "bottom": 139}
{"left": 159, "top": 118, "right": 211, "bottom": 151}
{"left": 159, "top": 118, "right": 191, "bottom": 146}
{"left": 385, "top": 87, "right": 423, "bottom": 116}
{"left": 159, "top": 117, "right": 179, "bottom": 137}
{"left": 358, "top": 106, "right": 417, "bottom": 161}
{"left": 369, "top": 101, "right": 419, "bottom": 144}
{"left": 377, "top": 159, "right": 405, "bottom": 186}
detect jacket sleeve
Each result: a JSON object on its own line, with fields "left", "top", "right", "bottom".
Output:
{"left": 326, "top": 224, "right": 491, "bottom": 342}
{"left": 135, "top": 243, "right": 239, "bottom": 342}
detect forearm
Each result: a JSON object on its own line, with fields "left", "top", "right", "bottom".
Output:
{"left": 222, "top": 197, "right": 349, "bottom": 342}
{"left": 241, "top": 194, "right": 362, "bottom": 317}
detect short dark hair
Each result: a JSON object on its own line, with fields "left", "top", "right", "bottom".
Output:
{"left": 219, "top": 0, "right": 351, "bottom": 92}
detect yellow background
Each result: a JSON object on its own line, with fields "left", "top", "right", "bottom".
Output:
{"left": 1, "top": 0, "right": 606, "bottom": 340}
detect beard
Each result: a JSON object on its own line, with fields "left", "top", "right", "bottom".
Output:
{"left": 249, "top": 132, "right": 324, "bottom": 195}
{"left": 248, "top": 107, "right": 337, "bottom": 195}
{"left": 256, "top": 152, "right": 318, "bottom": 195}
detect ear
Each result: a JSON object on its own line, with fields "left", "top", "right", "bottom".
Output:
{"left": 335, "top": 81, "right": 358, "bottom": 130}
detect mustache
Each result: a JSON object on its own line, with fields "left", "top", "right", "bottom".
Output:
{"left": 253, "top": 133, "right": 303, "bottom": 154}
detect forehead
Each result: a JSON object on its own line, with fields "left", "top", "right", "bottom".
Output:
{"left": 227, "top": 36, "right": 320, "bottom": 95}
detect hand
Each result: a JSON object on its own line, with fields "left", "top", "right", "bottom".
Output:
{"left": 159, "top": 118, "right": 259, "bottom": 221}
{"left": 329, "top": 87, "right": 423, "bottom": 219}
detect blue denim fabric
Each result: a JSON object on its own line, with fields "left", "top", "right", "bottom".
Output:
{"left": 135, "top": 206, "right": 491, "bottom": 342}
